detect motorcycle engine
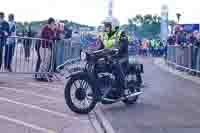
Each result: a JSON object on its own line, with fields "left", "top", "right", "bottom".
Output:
{"left": 98, "top": 73, "right": 116, "bottom": 94}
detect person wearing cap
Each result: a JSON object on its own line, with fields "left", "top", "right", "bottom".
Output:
{"left": 4, "top": 13, "right": 16, "bottom": 72}
{"left": 0, "top": 12, "right": 9, "bottom": 70}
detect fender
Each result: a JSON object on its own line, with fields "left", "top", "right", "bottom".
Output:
{"left": 66, "top": 71, "right": 99, "bottom": 88}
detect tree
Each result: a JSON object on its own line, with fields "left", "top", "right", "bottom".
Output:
{"left": 143, "top": 14, "right": 153, "bottom": 24}
{"left": 133, "top": 14, "right": 143, "bottom": 25}
{"left": 125, "top": 14, "right": 175, "bottom": 39}
{"left": 152, "top": 15, "right": 161, "bottom": 23}
{"left": 176, "top": 13, "right": 181, "bottom": 23}
{"left": 128, "top": 18, "right": 136, "bottom": 33}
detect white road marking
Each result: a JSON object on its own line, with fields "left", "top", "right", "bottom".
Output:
{"left": 27, "top": 83, "right": 64, "bottom": 92}
{"left": 0, "top": 86, "right": 63, "bottom": 102}
{"left": 32, "top": 82, "right": 65, "bottom": 88}
{"left": 0, "top": 96, "right": 79, "bottom": 120}
{"left": 0, "top": 114, "right": 56, "bottom": 133}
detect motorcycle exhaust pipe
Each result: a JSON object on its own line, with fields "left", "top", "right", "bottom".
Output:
{"left": 121, "top": 92, "right": 143, "bottom": 100}
{"left": 127, "top": 92, "right": 142, "bottom": 97}
{"left": 101, "top": 92, "right": 143, "bottom": 102}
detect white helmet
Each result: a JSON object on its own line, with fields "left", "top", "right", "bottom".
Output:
{"left": 102, "top": 16, "right": 120, "bottom": 30}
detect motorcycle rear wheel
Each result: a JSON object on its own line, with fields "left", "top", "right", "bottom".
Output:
{"left": 123, "top": 74, "right": 140, "bottom": 105}
{"left": 65, "top": 74, "right": 98, "bottom": 114}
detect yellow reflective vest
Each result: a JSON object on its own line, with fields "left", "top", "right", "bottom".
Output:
{"left": 103, "top": 31, "right": 122, "bottom": 48}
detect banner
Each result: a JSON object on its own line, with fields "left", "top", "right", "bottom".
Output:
{"left": 180, "top": 24, "right": 199, "bottom": 32}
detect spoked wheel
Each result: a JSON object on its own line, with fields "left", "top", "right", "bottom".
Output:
{"left": 65, "top": 75, "right": 98, "bottom": 114}
{"left": 123, "top": 73, "right": 141, "bottom": 105}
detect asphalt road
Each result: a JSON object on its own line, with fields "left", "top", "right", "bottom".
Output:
{"left": 101, "top": 57, "right": 200, "bottom": 133}
{"left": 0, "top": 74, "right": 95, "bottom": 133}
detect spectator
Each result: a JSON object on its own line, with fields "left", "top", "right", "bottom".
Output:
{"left": 195, "top": 33, "right": 200, "bottom": 71}
{"left": 149, "top": 39, "right": 154, "bottom": 56}
{"left": 38, "top": 17, "right": 56, "bottom": 81}
{"left": 175, "top": 27, "right": 186, "bottom": 46}
{"left": 65, "top": 27, "right": 72, "bottom": 39}
{"left": 34, "top": 29, "right": 42, "bottom": 79}
{"left": 4, "top": 14, "right": 16, "bottom": 72}
{"left": 189, "top": 31, "right": 199, "bottom": 71}
{"left": 167, "top": 35, "right": 176, "bottom": 45}
{"left": 141, "top": 39, "right": 149, "bottom": 56}
{"left": 189, "top": 32, "right": 197, "bottom": 45}
{"left": 0, "top": 12, "right": 9, "bottom": 70}
{"left": 175, "top": 27, "right": 187, "bottom": 68}
{"left": 90, "top": 35, "right": 103, "bottom": 50}
{"left": 71, "top": 30, "right": 81, "bottom": 58}
{"left": 54, "top": 23, "right": 66, "bottom": 71}
{"left": 23, "top": 25, "right": 32, "bottom": 61}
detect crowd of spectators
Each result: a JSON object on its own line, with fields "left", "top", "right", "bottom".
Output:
{"left": 167, "top": 25, "right": 200, "bottom": 72}
{"left": 35, "top": 18, "right": 77, "bottom": 82}
{"left": 0, "top": 12, "right": 16, "bottom": 72}
{"left": 129, "top": 38, "right": 166, "bottom": 57}
{"left": 0, "top": 12, "right": 79, "bottom": 82}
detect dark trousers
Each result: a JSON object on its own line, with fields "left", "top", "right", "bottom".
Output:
{"left": 112, "top": 56, "right": 129, "bottom": 94}
{"left": 24, "top": 39, "right": 32, "bottom": 58}
{"left": 34, "top": 47, "right": 41, "bottom": 79}
{"left": 5, "top": 44, "right": 15, "bottom": 70}
{"left": 35, "top": 50, "right": 41, "bottom": 72}
{"left": 24, "top": 47, "right": 31, "bottom": 58}
{"left": 0, "top": 46, "right": 3, "bottom": 69}
{"left": 191, "top": 47, "right": 198, "bottom": 70}
{"left": 113, "top": 63, "right": 125, "bottom": 94}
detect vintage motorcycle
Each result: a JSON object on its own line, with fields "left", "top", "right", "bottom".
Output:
{"left": 57, "top": 48, "right": 143, "bottom": 114}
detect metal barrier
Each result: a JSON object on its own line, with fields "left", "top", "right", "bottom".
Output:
{"left": 166, "top": 45, "right": 200, "bottom": 74}
{"left": 0, "top": 36, "right": 81, "bottom": 76}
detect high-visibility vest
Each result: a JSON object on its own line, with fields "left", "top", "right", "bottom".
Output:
{"left": 103, "top": 31, "right": 131, "bottom": 48}
{"left": 155, "top": 41, "right": 160, "bottom": 48}
{"left": 103, "top": 31, "right": 121, "bottom": 48}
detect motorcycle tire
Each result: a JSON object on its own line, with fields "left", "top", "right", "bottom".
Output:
{"left": 65, "top": 74, "right": 98, "bottom": 114}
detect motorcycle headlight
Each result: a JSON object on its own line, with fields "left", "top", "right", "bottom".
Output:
{"left": 81, "top": 51, "right": 87, "bottom": 61}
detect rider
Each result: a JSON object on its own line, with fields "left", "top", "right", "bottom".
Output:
{"left": 102, "top": 19, "right": 129, "bottom": 56}
{"left": 99, "top": 19, "right": 131, "bottom": 100}
{"left": 101, "top": 19, "right": 142, "bottom": 97}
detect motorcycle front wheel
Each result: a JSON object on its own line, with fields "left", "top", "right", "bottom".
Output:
{"left": 65, "top": 74, "right": 98, "bottom": 114}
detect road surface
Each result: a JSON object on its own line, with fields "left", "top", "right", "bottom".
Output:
{"left": 0, "top": 74, "right": 96, "bottom": 133}
{"left": 101, "top": 57, "right": 200, "bottom": 133}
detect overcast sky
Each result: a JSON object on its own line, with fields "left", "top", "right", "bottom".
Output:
{"left": 1, "top": 0, "right": 200, "bottom": 26}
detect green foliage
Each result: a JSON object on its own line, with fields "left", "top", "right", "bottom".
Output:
{"left": 124, "top": 14, "right": 176, "bottom": 39}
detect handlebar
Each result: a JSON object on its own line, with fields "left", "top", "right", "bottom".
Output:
{"left": 84, "top": 48, "right": 119, "bottom": 64}
{"left": 91, "top": 48, "right": 119, "bottom": 55}
{"left": 92, "top": 49, "right": 105, "bottom": 54}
